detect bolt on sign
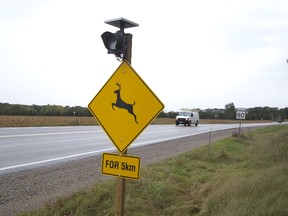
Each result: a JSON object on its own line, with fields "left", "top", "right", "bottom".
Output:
{"left": 102, "top": 153, "right": 140, "bottom": 180}
{"left": 88, "top": 60, "right": 164, "bottom": 153}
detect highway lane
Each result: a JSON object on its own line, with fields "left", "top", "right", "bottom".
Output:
{"left": 0, "top": 122, "right": 278, "bottom": 174}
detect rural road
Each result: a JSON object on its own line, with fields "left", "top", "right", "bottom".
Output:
{"left": 0, "top": 123, "right": 277, "bottom": 175}
{"left": 0, "top": 122, "right": 281, "bottom": 215}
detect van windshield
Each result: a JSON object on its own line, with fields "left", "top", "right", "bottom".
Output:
{"left": 178, "top": 111, "right": 190, "bottom": 116}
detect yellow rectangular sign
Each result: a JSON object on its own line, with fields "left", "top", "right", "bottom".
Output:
{"left": 102, "top": 153, "right": 140, "bottom": 180}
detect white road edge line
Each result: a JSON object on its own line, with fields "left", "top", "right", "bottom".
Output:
{"left": 0, "top": 147, "right": 116, "bottom": 172}
{"left": 0, "top": 130, "right": 102, "bottom": 138}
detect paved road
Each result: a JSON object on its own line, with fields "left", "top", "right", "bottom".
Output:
{"left": 0, "top": 123, "right": 278, "bottom": 174}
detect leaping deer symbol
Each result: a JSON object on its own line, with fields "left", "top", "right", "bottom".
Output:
{"left": 111, "top": 82, "right": 138, "bottom": 124}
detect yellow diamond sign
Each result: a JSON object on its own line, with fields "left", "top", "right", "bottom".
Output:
{"left": 88, "top": 61, "right": 164, "bottom": 153}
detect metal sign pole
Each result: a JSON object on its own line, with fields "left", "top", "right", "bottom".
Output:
{"left": 115, "top": 33, "right": 132, "bottom": 216}
{"left": 208, "top": 129, "right": 212, "bottom": 156}
{"left": 239, "top": 119, "right": 242, "bottom": 136}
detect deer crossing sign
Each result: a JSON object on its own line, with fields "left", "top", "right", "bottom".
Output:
{"left": 88, "top": 61, "right": 164, "bottom": 153}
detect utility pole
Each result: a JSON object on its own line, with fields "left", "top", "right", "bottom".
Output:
{"left": 101, "top": 18, "right": 138, "bottom": 216}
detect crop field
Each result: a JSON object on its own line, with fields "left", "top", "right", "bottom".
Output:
{"left": 0, "top": 116, "right": 97, "bottom": 127}
{"left": 0, "top": 115, "right": 273, "bottom": 127}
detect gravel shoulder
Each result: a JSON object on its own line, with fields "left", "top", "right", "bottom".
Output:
{"left": 0, "top": 128, "right": 240, "bottom": 216}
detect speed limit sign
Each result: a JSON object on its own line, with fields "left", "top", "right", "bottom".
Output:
{"left": 236, "top": 110, "right": 246, "bottom": 120}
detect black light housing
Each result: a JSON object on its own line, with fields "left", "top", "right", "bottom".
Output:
{"left": 101, "top": 30, "right": 125, "bottom": 57}
{"left": 101, "top": 18, "right": 139, "bottom": 60}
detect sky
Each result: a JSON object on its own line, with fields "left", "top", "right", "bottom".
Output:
{"left": 1, "top": 0, "right": 288, "bottom": 112}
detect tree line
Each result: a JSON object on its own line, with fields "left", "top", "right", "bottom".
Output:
{"left": 0, "top": 102, "right": 287, "bottom": 120}
{"left": 156, "top": 102, "right": 287, "bottom": 121}
{"left": 0, "top": 103, "right": 91, "bottom": 117}
{"left": 199, "top": 104, "right": 288, "bottom": 121}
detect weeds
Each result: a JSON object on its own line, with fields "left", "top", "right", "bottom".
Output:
{"left": 271, "top": 130, "right": 288, "bottom": 164}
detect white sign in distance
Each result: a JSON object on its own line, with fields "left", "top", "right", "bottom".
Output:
{"left": 236, "top": 111, "right": 246, "bottom": 120}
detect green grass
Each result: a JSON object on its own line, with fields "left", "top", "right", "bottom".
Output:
{"left": 18, "top": 125, "right": 288, "bottom": 216}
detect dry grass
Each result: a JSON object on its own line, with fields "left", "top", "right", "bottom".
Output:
{"left": 0, "top": 116, "right": 97, "bottom": 127}
{"left": 0, "top": 116, "right": 272, "bottom": 127}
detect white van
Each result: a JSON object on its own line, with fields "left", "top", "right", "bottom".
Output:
{"left": 175, "top": 109, "right": 199, "bottom": 126}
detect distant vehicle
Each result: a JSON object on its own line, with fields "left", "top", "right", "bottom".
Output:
{"left": 175, "top": 108, "right": 199, "bottom": 126}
